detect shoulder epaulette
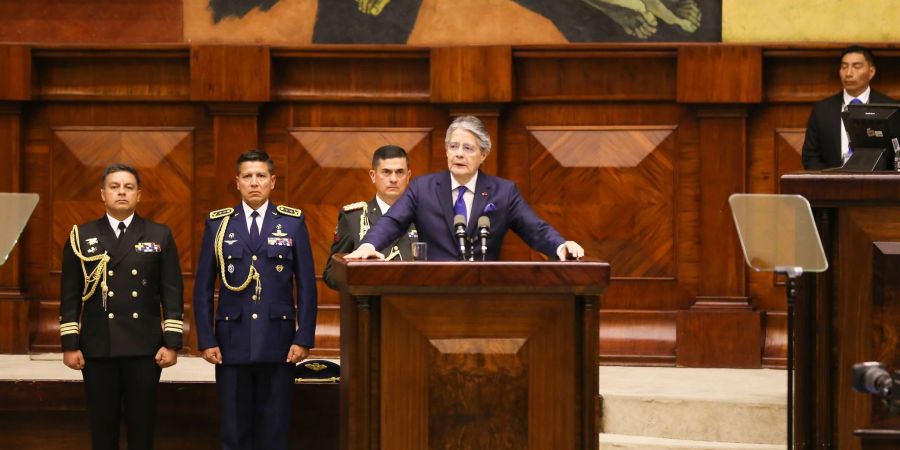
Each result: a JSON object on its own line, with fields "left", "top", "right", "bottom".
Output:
{"left": 342, "top": 201, "right": 368, "bottom": 212}
{"left": 209, "top": 207, "right": 234, "bottom": 220}
{"left": 277, "top": 205, "right": 302, "bottom": 217}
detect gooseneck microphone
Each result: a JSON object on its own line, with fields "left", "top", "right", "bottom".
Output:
{"left": 453, "top": 214, "right": 468, "bottom": 261}
{"left": 477, "top": 216, "right": 490, "bottom": 261}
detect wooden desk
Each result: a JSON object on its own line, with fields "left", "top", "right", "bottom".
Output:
{"left": 782, "top": 173, "right": 900, "bottom": 450}
{"left": 330, "top": 257, "right": 609, "bottom": 450}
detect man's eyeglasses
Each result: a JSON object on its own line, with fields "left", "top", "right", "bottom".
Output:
{"left": 446, "top": 142, "right": 479, "bottom": 155}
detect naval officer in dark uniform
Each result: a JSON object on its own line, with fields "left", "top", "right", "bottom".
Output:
{"left": 193, "top": 149, "right": 317, "bottom": 450}
{"left": 60, "top": 163, "right": 184, "bottom": 450}
{"left": 323, "top": 144, "right": 416, "bottom": 289}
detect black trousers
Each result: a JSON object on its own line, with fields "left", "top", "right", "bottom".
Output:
{"left": 215, "top": 363, "right": 294, "bottom": 450}
{"left": 82, "top": 356, "right": 162, "bottom": 450}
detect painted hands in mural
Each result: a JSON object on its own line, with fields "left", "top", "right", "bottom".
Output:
{"left": 581, "top": 0, "right": 700, "bottom": 38}
{"left": 356, "top": 0, "right": 391, "bottom": 16}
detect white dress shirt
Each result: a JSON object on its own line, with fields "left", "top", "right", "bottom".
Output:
{"left": 841, "top": 86, "right": 871, "bottom": 163}
{"left": 241, "top": 201, "right": 269, "bottom": 235}
{"left": 106, "top": 213, "right": 135, "bottom": 238}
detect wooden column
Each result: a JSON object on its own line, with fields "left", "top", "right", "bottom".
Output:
{"left": 0, "top": 45, "right": 31, "bottom": 353}
{"left": 430, "top": 46, "right": 512, "bottom": 175}
{"left": 675, "top": 46, "right": 763, "bottom": 367}
{"left": 190, "top": 46, "right": 270, "bottom": 208}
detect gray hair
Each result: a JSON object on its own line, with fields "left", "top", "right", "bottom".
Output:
{"left": 445, "top": 115, "right": 492, "bottom": 155}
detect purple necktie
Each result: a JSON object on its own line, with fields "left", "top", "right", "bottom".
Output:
{"left": 453, "top": 186, "right": 467, "bottom": 223}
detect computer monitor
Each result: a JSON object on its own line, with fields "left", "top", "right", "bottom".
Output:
{"left": 842, "top": 103, "right": 900, "bottom": 171}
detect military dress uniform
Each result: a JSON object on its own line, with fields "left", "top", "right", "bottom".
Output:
{"left": 322, "top": 197, "right": 416, "bottom": 289}
{"left": 60, "top": 214, "right": 183, "bottom": 450}
{"left": 193, "top": 203, "right": 317, "bottom": 450}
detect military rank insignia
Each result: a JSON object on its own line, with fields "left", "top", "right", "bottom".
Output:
{"left": 135, "top": 242, "right": 161, "bottom": 252}
{"left": 276, "top": 205, "right": 302, "bottom": 217}
{"left": 268, "top": 237, "right": 293, "bottom": 246}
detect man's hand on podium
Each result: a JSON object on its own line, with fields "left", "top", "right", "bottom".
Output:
{"left": 557, "top": 241, "right": 585, "bottom": 261}
{"left": 345, "top": 243, "right": 385, "bottom": 260}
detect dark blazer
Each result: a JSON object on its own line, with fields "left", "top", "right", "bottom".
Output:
{"left": 193, "top": 203, "right": 317, "bottom": 364}
{"left": 362, "top": 170, "right": 565, "bottom": 261}
{"left": 323, "top": 197, "right": 415, "bottom": 289}
{"left": 801, "top": 89, "right": 894, "bottom": 169}
{"left": 60, "top": 214, "right": 183, "bottom": 357}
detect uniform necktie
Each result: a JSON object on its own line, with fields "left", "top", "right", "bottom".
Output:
{"left": 250, "top": 211, "right": 260, "bottom": 247}
{"left": 847, "top": 98, "right": 863, "bottom": 158}
{"left": 117, "top": 222, "right": 126, "bottom": 241}
{"left": 454, "top": 186, "right": 467, "bottom": 223}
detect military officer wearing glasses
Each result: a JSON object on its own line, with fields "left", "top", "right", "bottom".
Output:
{"left": 193, "top": 149, "right": 318, "bottom": 450}
{"left": 323, "top": 144, "right": 416, "bottom": 289}
{"left": 60, "top": 163, "right": 184, "bottom": 450}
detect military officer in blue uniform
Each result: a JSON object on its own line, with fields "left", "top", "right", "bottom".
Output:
{"left": 193, "top": 149, "right": 317, "bottom": 450}
{"left": 323, "top": 145, "right": 416, "bottom": 289}
{"left": 60, "top": 163, "right": 184, "bottom": 450}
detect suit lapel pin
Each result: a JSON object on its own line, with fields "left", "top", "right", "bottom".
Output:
{"left": 276, "top": 265, "right": 284, "bottom": 273}
{"left": 272, "top": 223, "right": 287, "bottom": 237}
{"left": 228, "top": 232, "right": 235, "bottom": 239}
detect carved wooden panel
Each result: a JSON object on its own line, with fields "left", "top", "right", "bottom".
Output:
{"left": 49, "top": 127, "right": 195, "bottom": 272}
{"left": 775, "top": 128, "right": 806, "bottom": 183}
{"left": 381, "top": 293, "right": 575, "bottom": 450}
{"left": 526, "top": 125, "right": 677, "bottom": 279}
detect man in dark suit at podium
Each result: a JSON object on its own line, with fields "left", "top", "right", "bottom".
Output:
{"left": 345, "top": 115, "right": 584, "bottom": 261}
{"left": 802, "top": 45, "right": 894, "bottom": 169}
{"left": 323, "top": 145, "right": 415, "bottom": 289}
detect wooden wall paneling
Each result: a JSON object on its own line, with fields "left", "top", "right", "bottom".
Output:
{"left": 677, "top": 45, "right": 762, "bottom": 104}
{"left": 0, "top": 102, "right": 28, "bottom": 353}
{"left": 33, "top": 49, "right": 190, "bottom": 101}
{"left": 271, "top": 48, "right": 430, "bottom": 102}
{"left": 430, "top": 46, "right": 512, "bottom": 104}
{"left": 677, "top": 106, "right": 761, "bottom": 368}
{"left": 501, "top": 99, "right": 692, "bottom": 365}
{"left": 190, "top": 46, "right": 270, "bottom": 102}
{"left": 513, "top": 48, "right": 677, "bottom": 101}
{"left": 0, "top": 45, "right": 31, "bottom": 101}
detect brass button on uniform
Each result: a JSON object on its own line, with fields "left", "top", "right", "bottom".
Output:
{"left": 228, "top": 255, "right": 232, "bottom": 260}
{"left": 132, "top": 313, "right": 139, "bottom": 319}
{"left": 131, "top": 269, "right": 138, "bottom": 276}
{"left": 108, "top": 313, "right": 115, "bottom": 319}
{"left": 251, "top": 295, "right": 257, "bottom": 301}
{"left": 131, "top": 291, "right": 138, "bottom": 298}
{"left": 108, "top": 270, "right": 114, "bottom": 277}
{"left": 108, "top": 291, "right": 115, "bottom": 297}
{"left": 278, "top": 255, "right": 283, "bottom": 259}
{"left": 282, "top": 315, "right": 287, "bottom": 320}
{"left": 225, "top": 316, "right": 230, "bottom": 321}
{"left": 252, "top": 255, "right": 258, "bottom": 261}
{"left": 251, "top": 313, "right": 258, "bottom": 320}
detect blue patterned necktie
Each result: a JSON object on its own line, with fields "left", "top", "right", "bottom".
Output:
{"left": 847, "top": 98, "right": 863, "bottom": 158}
{"left": 453, "top": 186, "right": 467, "bottom": 223}
{"left": 250, "top": 210, "right": 260, "bottom": 247}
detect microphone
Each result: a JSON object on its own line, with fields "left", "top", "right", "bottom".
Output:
{"left": 453, "top": 214, "right": 468, "bottom": 261}
{"left": 477, "top": 216, "right": 490, "bottom": 261}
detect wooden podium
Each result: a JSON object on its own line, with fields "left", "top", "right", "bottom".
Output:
{"left": 781, "top": 173, "right": 900, "bottom": 450}
{"left": 329, "top": 257, "right": 609, "bottom": 450}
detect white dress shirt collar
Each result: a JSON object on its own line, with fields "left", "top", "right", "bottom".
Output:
{"left": 106, "top": 213, "right": 135, "bottom": 236}
{"left": 844, "top": 86, "right": 871, "bottom": 105}
{"left": 450, "top": 171, "right": 478, "bottom": 194}
{"left": 374, "top": 195, "right": 391, "bottom": 215}
{"left": 242, "top": 201, "right": 269, "bottom": 233}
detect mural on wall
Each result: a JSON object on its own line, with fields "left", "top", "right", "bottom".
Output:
{"left": 197, "top": 0, "right": 721, "bottom": 44}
